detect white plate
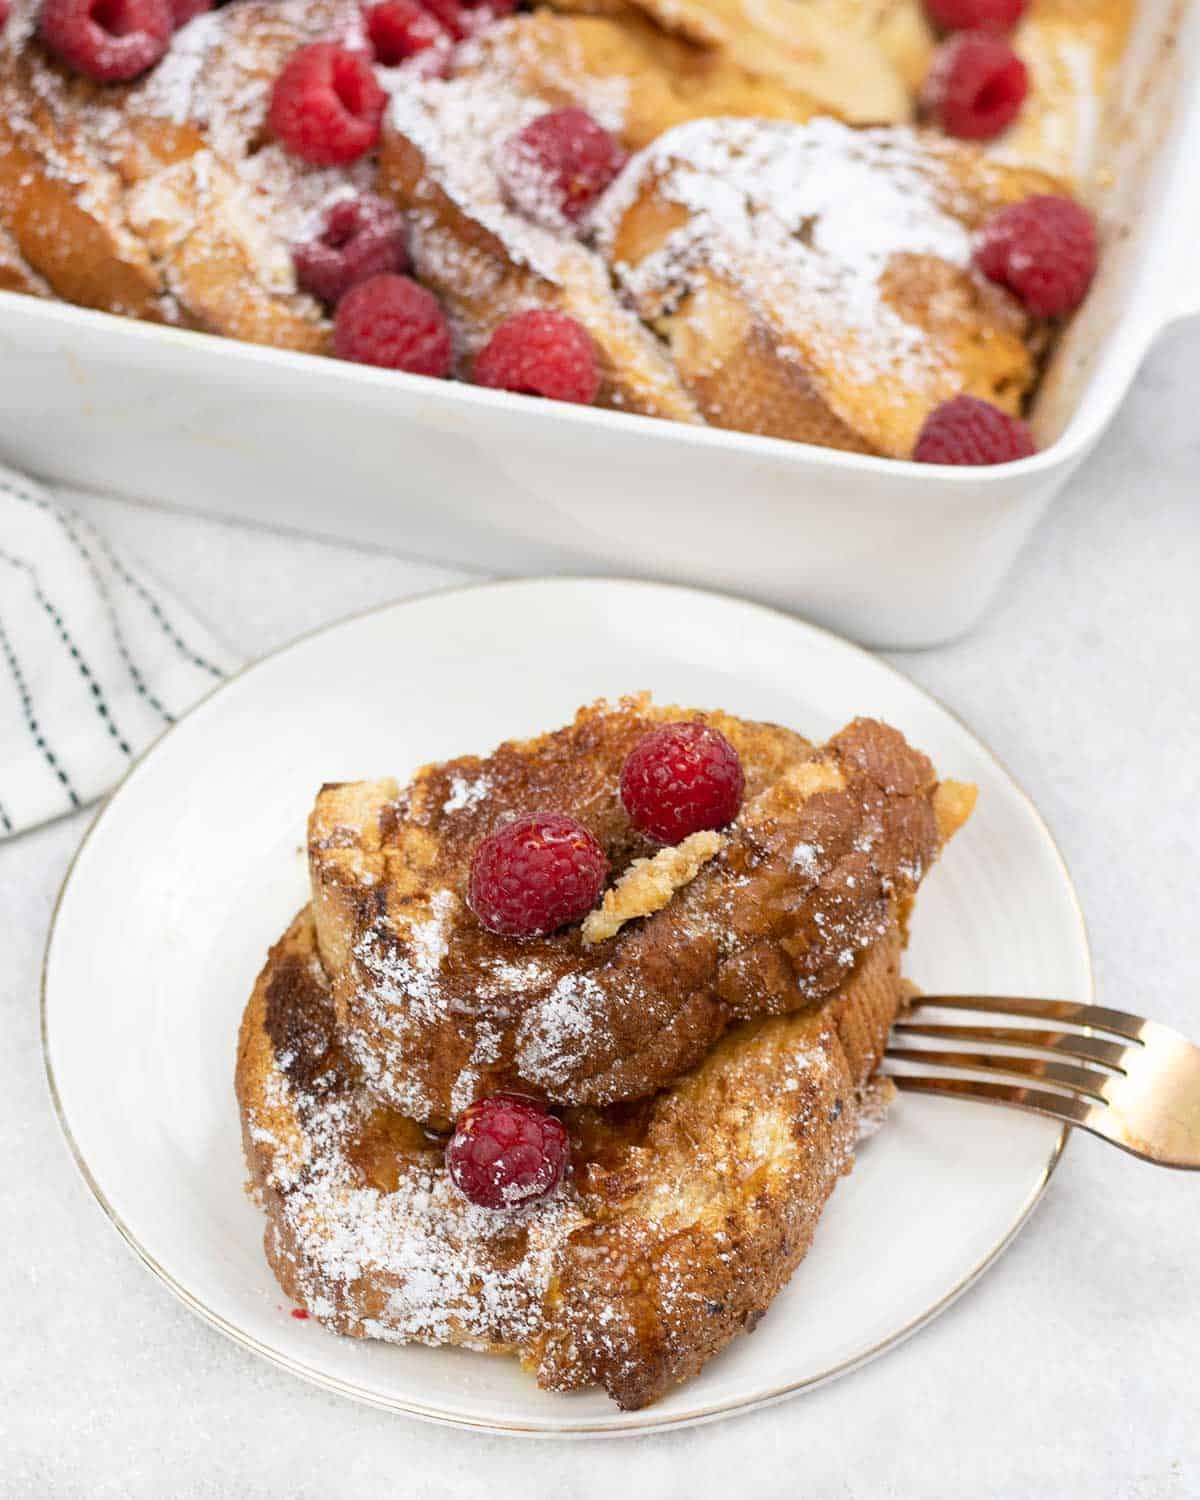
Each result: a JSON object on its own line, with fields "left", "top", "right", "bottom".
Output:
{"left": 42, "top": 579, "right": 1087, "bottom": 1436}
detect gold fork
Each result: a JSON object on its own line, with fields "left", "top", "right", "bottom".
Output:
{"left": 883, "top": 996, "right": 1200, "bottom": 1169}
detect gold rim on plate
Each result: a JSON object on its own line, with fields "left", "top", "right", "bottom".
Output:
{"left": 40, "top": 576, "right": 1085, "bottom": 1436}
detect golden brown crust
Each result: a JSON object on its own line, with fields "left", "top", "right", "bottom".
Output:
{"left": 597, "top": 117, "right": 1059, "bottom": 457}
{"left": 309, "top": 697, "right": 972, "bottom": 1125}
{"left": 379, "top": 66, "right": 704, "bottom": 423}
{"left": 0, "top": 0, "right": 342, "bottom": 344}
{"left": 0, "top": 0, "right": 1118, "bottom": 455}
{"left": 458, "top": 10, "right": 827, "bottom": 153}
{"left": 238, "top": 903, "right": 912, "bottom": 1408}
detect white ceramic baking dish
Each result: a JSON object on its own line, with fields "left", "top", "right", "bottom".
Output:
{"left": 0, "top": 0, "right": 1196, "bottom": 647}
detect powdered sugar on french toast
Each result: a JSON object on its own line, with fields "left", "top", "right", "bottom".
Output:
{"left": 353, "top": 890, "right": 457, "bottom": 1027}
{"left": 442, "top": 771, "right": 490, "bottom": 815}
{"left": 388, "top": 69, "right": 574, "bottom": 285}
{"left": 513, "top": 971, "right": 605, "bottom": 1091}
{"left": 455, "top": 20, "right": 630, "bottom": 136}
{"left": 592, "top": 115, "right": 977, "bottom": 386}
{"left": 344, "top": 886, "right": 613, "bottom": 1118}
{"left": 0, "top": 0, "right": 371, "bottom": 314}
{"left": 243, "top": 912, "right": 896, "bottom": 1380}
{"left": 252, "top": 1058, "right": 582, "bottom": 1350}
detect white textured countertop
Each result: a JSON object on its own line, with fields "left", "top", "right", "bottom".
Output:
{"left": 3, "top": 324, "right": 1197, "bottom": 1498}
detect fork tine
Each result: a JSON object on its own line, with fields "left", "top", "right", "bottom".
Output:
{"left": 890, "top": 1011, "right": 1200, "bottom": 1169}
{"left": 908, "top": 995, "right": 1149, "bottom": 1043}
{"left": 888, "top": 1074, "right": 1097, "bottom": 1129}
{"left": 890, "top": 1021, "right": 1129, "bottom": 1073}
{"left": 884, "top": 1046, "right": 1112, "bottom": 1102}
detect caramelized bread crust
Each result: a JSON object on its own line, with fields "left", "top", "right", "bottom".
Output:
{"left": 0, "top": 0, "right": 357, "bottom": 344}
{"left": 1, "top": 0, "right": 1127, "bottom": 454}
{"left": 309, "top": 697, "right": 974, "bottom": 1125}
{"left": 379, "top": 62, "right": 704, "bottom": 421}
{"left": 237, "top": 904, "right": 910, "bottom": 1409}
{"left": 544, "top": 0, "right": 929, "bottom": 125}
{"left": 594, "top": 116, "right": 1059, "bottom": 457}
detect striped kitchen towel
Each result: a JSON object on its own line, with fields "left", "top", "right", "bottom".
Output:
{"left": 0, "top": 464, "right": 240, "bottom": 840}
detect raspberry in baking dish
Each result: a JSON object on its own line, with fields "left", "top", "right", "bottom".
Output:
{"left": 974, "top": 194, "right": 1098, "bottom": 317}
{"left": 364, "top": 0, "right": 448, "bottom": 65}
{"left": 170, "top": 0, "right": 210, "bottom": 24}
{"left": 923, "top": 0, "right": 1028, "bottom": 33}
{"left": 913, "top": 394, "right": 1036, "bottom": 464}
{"left": 497, "top": 107, "right": 628, "bottom": 228}
{"left": 922, "top": 31, "right": 1029, "bottom": 139}
{"left": 332, "top": 272, "right": 452, "bottom": 372}
{"left": 268, "top": 41, "right": 387, "bottom": 166}
{"left": 39, "top": 0, "right": 171, "bottom": 81}
{"left": 0, "top": 0, "right": 1121, "bottom": 458}
{"left": 293, "top": 193, "right": 410, "bottom": 307}
{"left": 473, "top": 310, "right": 600, "bottom": 404}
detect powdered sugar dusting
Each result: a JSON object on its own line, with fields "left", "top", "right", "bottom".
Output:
{"left": 593, "top": 115, "right": 976, "bottom": 387}
{"left": 457, "top": 18, "right": 630, "bottom": 136}
{"left": 353, "top": 888, "right": 457, "bottom": 1028}
{"left": 514, "top": 971, "right": 604, "bottom": 1091}
{"left": 251, "top": 1056, "right": 582, "bottom": 1350}
{"left": 442, "top": 772, "right": 490, "bottom": 815}
{"left": 0, "top": 0, "right": 369, "bottom": 322}
{"left": 388, "top": 70, "right": 573, "bottom": 286}
{"left": 790, "top": 840, "right": 822, "bottom": 878}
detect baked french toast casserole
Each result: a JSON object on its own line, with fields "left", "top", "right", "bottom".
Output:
{"left": 1, "top": 0, "right": 1129, "bottom": 462}
{"left": 237, "top": 697, "right": 976, "bottom": 1407}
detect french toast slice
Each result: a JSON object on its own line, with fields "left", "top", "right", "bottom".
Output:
{"left": 545, "top": 0, "right": 927, "bottom": 124}
{"left": 456, "top": 10, "right": 828, "bottom": 154}
{"left": 308, "top": 697, "right": 974, "bottom": 1126}
{"left": 594, "top": 116, "right": 1059, "bottom": 457}
{"left": 987, "top": 0, "right": 1134, "bottom": 189}
{"left": 379, "top": 62, "right": 703, "bottom": 420}
{"left": 0, "top": 0, "right": 359, "bottom": 345}
{"left": 237, "top": 902, "right": 911, "bottom": 1409}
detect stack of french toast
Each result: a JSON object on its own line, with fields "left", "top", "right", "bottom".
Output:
{"left": 0, "top": 0, "right": 1129, "bottom": 459}
{"left": 235, "top": 696, "right": 976, "bottom": 1408}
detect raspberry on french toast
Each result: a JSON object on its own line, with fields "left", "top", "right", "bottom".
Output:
{"left": 0, "top": 0, "right": 368, "bottom": 344}
{"left": 307, "top": 697, "right": 975, "bottom": 1126}
{"left": 379, "top": 66, "right": 703, "bottom": 420}
{"left": 237, "top": 901, "right": 912, "bottom": 1409}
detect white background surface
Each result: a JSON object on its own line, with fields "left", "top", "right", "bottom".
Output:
{"left": 2, "top": 322, "right": 1197, "bottom": 1496}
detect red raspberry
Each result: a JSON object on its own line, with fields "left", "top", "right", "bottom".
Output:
{"left": 913, "top": 394, "right": 1036, "bottom": 464}
{"left": 40, "top": 0, "right": 171, "bottom": 82}
{"left": 333, "top": 273, "right": 453, "bottom": 374}
{"left": 974, "top": 194, "right": 1097, "bottom": 318}
{"left": 170, "top": 0, "right": 210, "bottom": 25}
{"left": 924, "top": 0, "right": 1027, "bottom": 32}
{"left": 268, "top": 42, "right": 386, "bottom": 166}
{"left": 923, "top": 32, "right": 1028, "bottom": 139}
{"left": 446, "top": 1094, "right": 569, "bottom": 1210}
{"left": 0, "top": 0, "right": 10, "bottom": 24}
{"left": 620, "top": 722, "right": 744, "bottom": 845}
{"left": 293, "top": 193, "right": 409, "bottom": 307}
{"left": 363, "top": 0, "right": 447, "bottom": 64}
{"left": 497, "top": 108, "right": 627, "bottom": 227}
{"left": 473, "top": 310, "right": 600, "bottom": 405}
{"left": 468, "top": 812, "right": 608, "bottom": 938}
